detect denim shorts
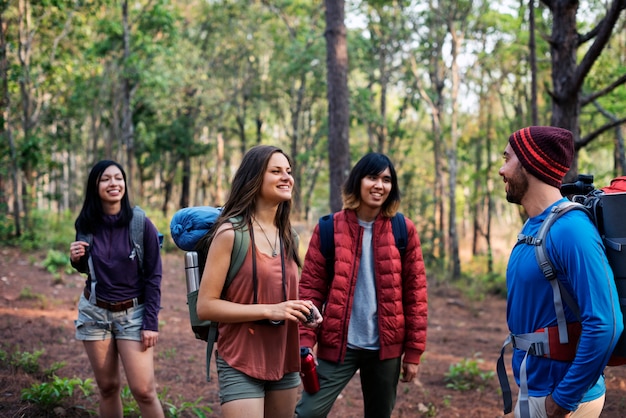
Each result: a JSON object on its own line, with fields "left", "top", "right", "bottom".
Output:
{"left": 216, "top": 354, "right": 300, "bottom": 404}
{"left": 75, "top": 293, "right": 144, "bottom": 341}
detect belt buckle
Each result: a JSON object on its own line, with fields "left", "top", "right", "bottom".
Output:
{"left": 528, "top": 342, "right": 545, "bottom": 357}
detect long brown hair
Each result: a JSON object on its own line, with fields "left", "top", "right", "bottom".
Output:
{"left": 197, "top": 145, "right": 300, "bottom": 269}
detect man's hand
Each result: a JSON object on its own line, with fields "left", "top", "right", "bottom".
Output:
{"left": 545, "top": 394, "right": 571, "bottom": 418}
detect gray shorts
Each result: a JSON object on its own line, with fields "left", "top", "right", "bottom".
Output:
{"left": 75, "top": 293, "right": 144, "bottom": 341}
{"left": 216, "top": 354, "right": 300, "bottom": 404}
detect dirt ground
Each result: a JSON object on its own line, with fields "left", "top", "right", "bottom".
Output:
{"left": 2, "top": 246, "right": 626, "bottom": 417}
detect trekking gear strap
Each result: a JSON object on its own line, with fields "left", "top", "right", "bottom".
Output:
{"left": 496, "top": 335, "right": 514, "bottom": 415}
{"left": 535, "top": 202, "right": 587, "bottom": 343}
{"left": 202, "top": 217, "right": 250, "bottom": 382}
{"left": 497, "top": 332, "right": 550, "bottom": 418}
{"left": 130, "top": 206, "right": 145, "bottom": 271}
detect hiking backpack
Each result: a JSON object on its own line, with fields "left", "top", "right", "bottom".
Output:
{"left": 497, "top": 175, "right": 626, "bottom": 416}
{"left": 318, "top": 212, "right": 408, "bottom": 279}
{"left": 170, "top": 206, "right": 299, "bottom": 381}
{"left": 531, "top": 176, "right": 626, "bottom": 365}
{"left": 170, "top": 206, "right": 249, "bottom": 381}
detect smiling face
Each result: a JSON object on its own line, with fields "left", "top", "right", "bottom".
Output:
{"left": 499, "top": 143, "right": 529, "bottom": 205}
{"left": 359, "top": 167, "right": 392, "bottom": 213}
{"left": 260, "top": 152, "right": 293, "bottom": 204}
{"left": 98, "top": 164, "right": 126, "bottom": 209}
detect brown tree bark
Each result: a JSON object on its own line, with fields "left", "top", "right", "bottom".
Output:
{"left": 542, "top": 0, "right": 626, "bottom": 181}
{"left": 325, "top": 0, "right": 350, "bottom": 212}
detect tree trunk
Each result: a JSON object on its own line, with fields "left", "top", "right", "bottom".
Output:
{"left": 121, "top": 0, "right": 135, "bottom": 195}
{"left": 543, "top": 0, "right": 626, "bottom": 182}
{"left": 325, "top": 0, "right": 350, "bottom": 212}
{"left": 0, "top": 7, "right": 21, "bottom": 237}
{"left": 529, "top": 0, "right": 538, "bottom": 125}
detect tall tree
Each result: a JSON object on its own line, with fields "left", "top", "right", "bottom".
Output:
{"left": 325, "top": 0, "right": 350, "bottom": 212}
{"left": 542, "top": 0, "right": 626, "bottom": 181}
{"left": 0, "top": 2, "right": 20, "bottom": 237}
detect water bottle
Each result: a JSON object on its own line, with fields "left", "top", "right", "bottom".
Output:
{"left": 300, "top": 347, "right": 320, "bottom": 394}
{"left": 184, "top": 251, "right": 200, "bottom": 293}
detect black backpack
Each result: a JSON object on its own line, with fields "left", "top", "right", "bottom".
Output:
{"left": 529, "top": 178, "right": 626, "bottom": 365}
{"left": 318, "top": 212, "right": 408, "bottom": 279}
{"left": 497, "top": 175, "right": 626, "bottom": 415}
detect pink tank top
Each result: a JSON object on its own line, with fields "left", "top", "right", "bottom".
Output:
{"left": 217, "top": 245, "right": 300, "bottom": 381}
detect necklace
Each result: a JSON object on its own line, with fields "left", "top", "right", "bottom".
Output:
{"left": 254, "top": 218, "right": 278, "bottom": 257}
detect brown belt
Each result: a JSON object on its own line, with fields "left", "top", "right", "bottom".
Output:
{"left": 84, "top": 289, "right": 144, "bottom": 312}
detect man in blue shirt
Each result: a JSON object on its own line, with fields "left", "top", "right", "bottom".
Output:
{"left": 498, "top": 126, "right": 623, "bottom": 418}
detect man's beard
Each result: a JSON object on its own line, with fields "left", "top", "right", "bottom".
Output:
{"left": 505, "top": 165, "right": 529, "bottom": 205}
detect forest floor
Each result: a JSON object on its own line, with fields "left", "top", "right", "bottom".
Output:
{"left": 2, "top": 246, "right": 626, "bottom": 417}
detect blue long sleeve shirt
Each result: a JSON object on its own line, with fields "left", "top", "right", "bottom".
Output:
{"left": 506, "top": 198, "right": 623, "bottom": 411}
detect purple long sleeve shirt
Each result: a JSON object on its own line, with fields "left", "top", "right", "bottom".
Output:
{"left": 72, "top": 213, "right": 162, "bottom": 331}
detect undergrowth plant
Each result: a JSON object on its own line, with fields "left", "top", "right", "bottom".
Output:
{"left": 21, "top": 376, "right": 94, "bottom": 408}
{"left": 120, "top": 385, "right": 214, "bottom": 417}
{"left": 42, "top": 249, "right": 74, "bottom": 283}
{"left": 444, "top": 356, "right": 494, "bottom": 391}
{"left": 10, "top": 349, "right": 44, "bottom": 374}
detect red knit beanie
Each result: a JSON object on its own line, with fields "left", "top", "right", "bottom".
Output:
{"left": 508, "top": 126, "right": 574, "bottom": 188}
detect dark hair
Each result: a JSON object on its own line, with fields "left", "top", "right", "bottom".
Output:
{"left": 75, "top": 160, "right": 133, "bottom": 234}
{"left": 342, "top": 153, "right": 400, "bottom": 217}
{"left": 197, "top": 145, "right": 300, "bottom": 267}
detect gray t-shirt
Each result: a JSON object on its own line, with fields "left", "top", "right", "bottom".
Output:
{"left": 347, "top": 219, "right": 379, "bottom": 350}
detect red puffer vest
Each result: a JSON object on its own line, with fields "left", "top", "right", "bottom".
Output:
{"left": 299, "top": 209, "right": 428, "bottom": 364}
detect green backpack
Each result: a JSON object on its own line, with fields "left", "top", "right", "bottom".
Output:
{"left": 185, "top": 216, "right": 250, "bottom": 382}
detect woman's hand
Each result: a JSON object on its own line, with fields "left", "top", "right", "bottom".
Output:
{"left": 301, "top": 302, "right": 323, "bottom": 329}
{"left": 69, "top": 241, "right": 89, "bottom": 262}
{"left": 264, "top": 300, "right": 322, "bottom": 326}
{"left": 141, "top": 330, "right": 159, "bottom": 350}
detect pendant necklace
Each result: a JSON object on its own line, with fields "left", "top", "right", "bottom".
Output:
{"left": 254, "top": 218, "right": 278, "bottom": 257}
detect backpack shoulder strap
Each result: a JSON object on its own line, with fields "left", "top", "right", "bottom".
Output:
{"left": 535, "top": 201, "right": 589, "bottom": 281}
{"left": 76, "top": 230, "right": 93, "bottom": 247}
{"left": 130, "top": 206, "right": 146, "bottom": 268}
{"left": 533, "top": 201, "right": 590, "bottom": 344}
{"left": 225, "top": 216, "right": 250, "bottom": 289}
{"left": 202, "top": 215, "right": 249, "bottom": 382}
{"left": 318, "top": 214, "right": 335, "bottom": 279}
{"left": 391, "top": 212, "right": 408, "bottom": 258}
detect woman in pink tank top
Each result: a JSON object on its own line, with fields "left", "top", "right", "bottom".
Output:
{"left": 196, "top": 145, "right": 321, "bottom": 418}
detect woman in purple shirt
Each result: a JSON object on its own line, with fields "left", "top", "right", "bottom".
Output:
{"left": 70, "top": 160, "right": 164, "bottom": 417}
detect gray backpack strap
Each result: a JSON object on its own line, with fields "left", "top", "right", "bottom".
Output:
{"left": 534, "top": 201, "right": 587, "bottom": 343}
{"left": 130, "top": 206, "right": 146, "bottom": 271}
{"left": 77, "top": 231, "right": 96, "bottom": 303}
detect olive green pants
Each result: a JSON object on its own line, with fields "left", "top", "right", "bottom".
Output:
{"left": 295, "top": 348, "right": 401, "bottom": 418}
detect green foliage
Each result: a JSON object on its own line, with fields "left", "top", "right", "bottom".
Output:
{"left": 120, "top": 385, "right": 214, "bottom": 417}
{"left": 121, "top": 385, "right": 140, "bottom": 416}
{"left": 4, "top": 347, "right": 63, "bottom": 377}
{"left": 21, "top": 375, "right": 94, "bottom": 408}
{"left": 444, "top": 356, "right": 494, "bottom": 391}
{"left": 19, "top": 286, "right": 42, "bottom": 300}
{"left": 6, "top": 210, "right": 75, "bottom": 252}
{"left": 10, "top": 349, "right": 44, "bottom": 374}
{"left": 42, "top": 249, "right": 74, "bottom": 282}
{"left": 417, "top": 401, "right": 438, "bottom": 417}
{"left": 160, "top": 387, "right": 213, "bottom": 418}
